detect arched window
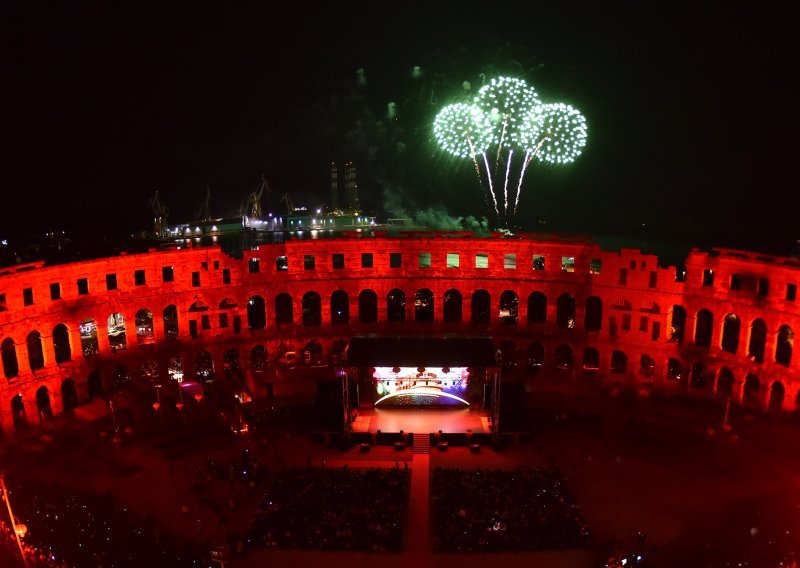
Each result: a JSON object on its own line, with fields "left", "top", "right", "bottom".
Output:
{"left": 582, "top": 347, "right": 600, "bottom": 370}
{"left": 247, "top": 296, "right": 266, "bottom": 329}
{"left": 555, "top": 344, "right": 573, "bottom": 369}
{"left": 471, "top": 290, "right": 490, "bottom": 325}
{"left": 331, "top": 291, "right": 350, "bottom": 325}
{"left": 135, "top": 309, "right": 155, "bottom": 345}
{"left": 556, "top": 294, "right": 576, "bottom": 329}
{"left": 639, "top": 354, "right": 655, "bottom": 378}
{"left": 743, "top": 374, "right": 760, "bottom": 406}
{"left": 670, "top": 305, "right": 686, "bottom": 344}
{"left": 2, "top": 338, "right": 19, "bottom": 379}
{"left": 61, "top": 378, "right": 79, "bottom": 414}
{"left": 53, "top": 323, "right": 71, "bottom": 363}
{"left": 667, "top": 358, "right": 682, "bottom": 381}
{"left": 163, "top": 306, "right": 179, "bottom": 338}
{"left": 107, "top": 313, "right": 127, "bottom": 351}
{"left": 251, "top": 345, "right": 268, "bottom": 372}
{"left": 196, "top": 351, "right": 214, "bottom": 382}
{"left": 499, "top": 291, "right": 518, "bottom": 325}
{"left": 36, "top": 386, "right": 52, "bottom": 420}
{"left": 716, "top": 368, "right": 734, "bottom": 397}
{"left": 528, "top": 292, "right": 547, "bottom": 324}
{"left": 769, "top": 381, "right": 785, "bottom": 411}
{"left": 359, "top": 290, "right": 378, "bottom": 324}
{"left": 27, "top": 331, "right": 45, "bottom": 370}
{"left": 11, "top": 394, "right": 26, "bottom": 428}
{"left": 275, "top": 293, "right": 293, "bottom": 326}
{"left": 748, "top": 318, "right": 767, "bottom": 363}
{"left": 302, "top": 291, "right": 322, "bottom": 327}
{"left": 87, "top": 370, "right": 104, "bottom": 401}
{"left": 584, "top": 296, "right": 602, "bottom": 331}
{"left": 189, "top": 301, "right": 208, "bottom": 312}
{"left": 721, "top": 314, "right": 740, "bottom": 353}
{"left": 387, "top": 289, "right": 406, "bottom": 323}
{"left": 694, "top": 309, "right": 713, "bottom": 347}
{"left": 610, "top": 350, "right": 627, "bottom": 373}
{"left": 219, "top": 298, "right": 238, "bottom": 310}
{"left": 776, "top": 325, "right": 794, "bottom": 367}
{"left": 443, "top": 289, "right": 462, "bottom": 324}
{"left": 690, "top": 362, "right": 708, "bottom": 389}
{"left": 528, "top": 342, "right": 544, "bottom": 370}
{"left": 415, "top": 289, "right": 434, "bottom": 323}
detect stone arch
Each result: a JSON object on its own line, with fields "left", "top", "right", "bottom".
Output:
{"left": 87, "top": 370, "right": 104, "bottom": 400}
{"left": 528, "top": 342, "right": 545, "bottom": 369}
{"left": 387, "top": 289, "right": 406, "bottom": 323}
{"left": 584, "top": 296, "right": 602, "bottom": 331}
{"left": 415, "top": 289, "right": 434, "bottom": 323}
{"left": 555, "top": 344, "right": 573, "bottom": 368}
{"left": 27, "top": 331, "right": 45, "bottom": 370}
{"left": 250, "top": 344, "right": 268, "bottom": 372}
{"left": 61, "top": 378, "right": 79, "bottom": 414}
{"left": 769, "top": 381, "right": 785, "bottom": 411}
{"left": 716, "top": 367, "right": 734, "bottom": 397}
{"left": 694, "top": 309, "right": 713, "bottom": 348}
{"left": 195, "top": 350, "right": 215, "bottom": 382}
{"left": 331, "top": 290, "right": 350, "bottom": 325}
{"left": 359, "top": 290, "right": 378, "bottom": 324}
{"left": 443, "top": 289, "right": 462, "bottom": 324}
{"left": 690, "top": 362, "right": 709, "bottom": 389}
{"left": 471, "top": 290, "right": 491, "bottom": 325}
{"left": 556, "top": 293, "right": 576, "bottom": 329}
{"left": 79, "top": 319, "right": 100, "bottom": 356}
{"left": 776, "top": 324, "right": 794, "bottom": 367}
{"left": 247, "top": 295, "right": 267, "bottom": 329}
{"left": 721, "top": 314, "right": 740, "bottom": 354}
{"left": 135, "top": 308, "right": 155, "bottom": 345}
{"left": 189, "top": 300, "right": 208, "bottom": 312}
{"left": 53, "top": 323, "right": 71, "bottom": 363}
{"left": 275, "top": 293, "right": 293, "bottom": 326}
{"left": 11, "top": 394, "right": 26, "bottom": 428}
{"left": 582, "top": 347, "right": 600, "bottom": 370}
{"left": 639, "top": 354, "right": 655, "bottom": 378}
{"left": 302, "top": 291, "right": 322, "bottom": 327}
{"left": 35, "top": 386, "right": 52, "bottom": 421}
{"left": 610, "top": 350, "right": 627, "bottom": 373}
{"left": 2, "top": 338, "right": 19, "bottom": 379}
{"left": 107, "top": 312, "right": 127, "bottom": 351}
{"left": 748, "top": 318, "right": 767, "bottom": 363}
{"left": 499, "top": 290, "right": 518, "bottom": 325}
{"left": 528, "top": 292, "right": 547, "bottom": 324}
{"left": 742, "top": 374, "right": 760, "bottom": 406}
{"left": 666, "top": 358, "right": 683, "bottom": 381}
{"left": 163, "top": 305, "right": 179, "bottom": 338}
{"left": 669, "top": 305, "right": 686, "bottom": 344}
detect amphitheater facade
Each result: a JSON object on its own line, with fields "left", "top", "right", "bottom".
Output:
{"left": 1, "top": 233, "right": 798, "bottom": 435}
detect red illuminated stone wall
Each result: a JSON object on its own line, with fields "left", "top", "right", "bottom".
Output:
{"left": 1, "top": 235, "right": 798, "bottom": 434}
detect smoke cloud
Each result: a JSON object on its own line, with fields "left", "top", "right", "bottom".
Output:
{"left": 383, "top": 186, "right": 489, "bottom": 235}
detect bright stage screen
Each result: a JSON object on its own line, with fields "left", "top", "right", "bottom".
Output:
{"left": 372, "top": 367, "right": 470, "bottom": 407}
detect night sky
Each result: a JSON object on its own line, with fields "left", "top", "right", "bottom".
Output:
{"left": 3, "top": 3, "right": 798, "bottom": 255}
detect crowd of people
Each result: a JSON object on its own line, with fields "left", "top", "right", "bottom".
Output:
{"left": 431, "top": 467, "right": 590, "bottom": 552}
{"left": 1, "top": 478, "right": 208, "bottom": 567}
{"left": 249, "top": 466, "right": 409, "bottom": 552}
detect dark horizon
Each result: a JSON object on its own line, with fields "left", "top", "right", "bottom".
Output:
{"left": 3, "top": 3, "right": 798, "bottom": 255}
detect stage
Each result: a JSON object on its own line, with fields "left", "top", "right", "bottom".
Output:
{"left": 351, "top": 407, "right": 491, "bottom": 434}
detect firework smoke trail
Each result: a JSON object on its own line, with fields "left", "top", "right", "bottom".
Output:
{"left": 481, "top": 152, "right": 499, "bottom": 216}
{"left": 513, "top": 137, "right": 548, "bottom": 215}
{"left": 502, "top": 149, "right": 514, "bottom": 223}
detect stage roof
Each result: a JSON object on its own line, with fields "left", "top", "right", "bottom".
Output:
{"left": 345, "top": 336, "right": 498, "bottom": 367}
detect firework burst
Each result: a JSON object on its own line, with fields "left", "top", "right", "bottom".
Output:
{"left": 433, "top": 76, "right": 587, "bottom": 228}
